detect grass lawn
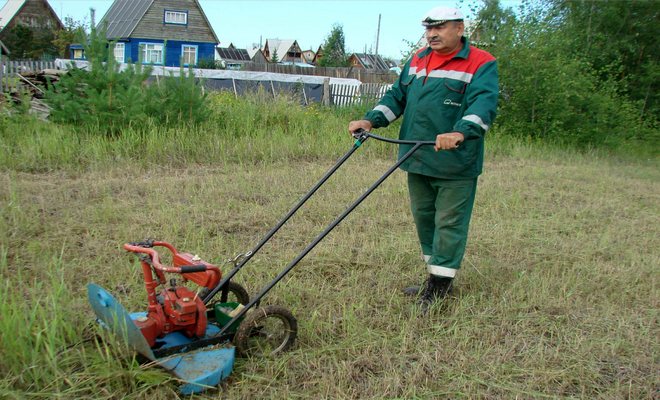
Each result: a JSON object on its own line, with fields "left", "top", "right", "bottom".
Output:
{"left": 0, "top": 105, "right": 658, "bottom": 399}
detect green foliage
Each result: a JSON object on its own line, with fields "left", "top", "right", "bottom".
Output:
{"left": 475, "top": 0, "right": 659, "bottom": 150}
{"left": 548, "top": 0, "right": 660, "bottom": 118}
{"left": 197, "top": 57, "right": 222, "bottom": 69}
{"left": 147, "top": 67, "right": 209, "bottom": 125}
{"left": 318, "top": 24, "right": 349, "bottom": 67}
{"left": 2, "top": 23, "right": 58, "bottom": 60}
{"left": 52, "top": 16, "right": 88, "bottom": 58}
{"left": 44, "top": 21, "right": 209, "bottom": 134}
{"left": 270, "top": 48, "right": 280, "bottom": 63}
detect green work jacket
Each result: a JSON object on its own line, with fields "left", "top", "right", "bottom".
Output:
{"left": 364, "top": 38, "right": 499, "bottom": 179}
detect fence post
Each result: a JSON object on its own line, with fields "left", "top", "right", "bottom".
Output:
{"left": 323, "top": 78, "right": 330, "bottom": 106}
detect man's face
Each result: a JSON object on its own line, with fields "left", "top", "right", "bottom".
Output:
{"left": 425, "top": 21, "right": 464, "bottom": 54}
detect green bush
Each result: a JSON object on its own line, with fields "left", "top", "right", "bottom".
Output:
{"left": 45, "top": 23, "right": 209, "bottom": 134}
{"left": 481, "top": 1, "right": 659, "bottom": 150}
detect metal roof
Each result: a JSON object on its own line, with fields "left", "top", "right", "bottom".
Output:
{"left": 216, "top": 46, "right": 250, "bottom": 62}
{"left": 0, "top": 0, "right": 24, "bottom": 31}
{"left": 98, "top": 0, "right": 154, "bottom": 39}
{"left": 98, "top": 0, "right": 219, "bottom": 43}
{"left": 353, "top": 53, "right": 390, "bottom": 70}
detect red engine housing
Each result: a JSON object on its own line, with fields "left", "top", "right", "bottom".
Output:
{"left": 134, "top": 286, "right": 208, "bottom": 347}
{"left": 124, "top": 241, "right": 221, "bottom": 348}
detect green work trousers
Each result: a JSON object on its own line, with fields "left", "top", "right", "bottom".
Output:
{"left": 407, "top": 172, "right": 478, "bottom": 278}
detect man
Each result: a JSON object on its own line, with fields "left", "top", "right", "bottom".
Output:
{"left": 348, "top": 6, "right": 499, "bottom": 311}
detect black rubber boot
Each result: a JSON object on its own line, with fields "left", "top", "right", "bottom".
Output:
{"left": 418, "top": 275, "right": 453, "bottom": 313}
{"left": 401, "top": 285, "right": 421, "bottom": 296}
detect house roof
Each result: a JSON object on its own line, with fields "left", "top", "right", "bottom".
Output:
{"left": 98, "top": 0, "right": 153, "bottom": 39}
{"left": 352, "top": 53, "right": 390, "bottom": 70}
{"left": 264, "top": 39, "right": 298, "bottom": 59}
{"left": 216, "top": 46, "right": 250, "bottom": 62}
{"left": 0, "top": 0, "right": 63, "bottom": 32}
{"left": 0, "top": 0, "right": 23, "bottom": 31}
{"left": 99, "top": 0, "right": 219, "bottom": 43}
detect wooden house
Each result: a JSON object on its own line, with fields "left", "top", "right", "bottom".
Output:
{"left": 0, "top": 0, "right": 63, "bottom": 34}
{"left": 302, "top": 49, "right": 315, "bottom": 64}
{"left": 0, "top": 0, "right": 63, "bottom": 57}
{"left": 262, "top": 39, "right": 303, "bottom": 63}
{"left": 98, "top": 0, "right": 220, "bottom": 67}
{"left": 348, "top": 53, "right": 390, "bottom": 70}
{"left": 311, "top": 45, "right": 323, "bottom": 65}
{"left": 216, "top": 43, "right": 250, "bottom": 70}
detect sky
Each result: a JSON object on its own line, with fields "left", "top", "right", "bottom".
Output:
{"left": 42, "top": 0, "right": 522, "bottom": 60}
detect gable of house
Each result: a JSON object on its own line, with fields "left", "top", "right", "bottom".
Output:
{"left": 100, "top": 0, "right": 218, "bottom": 43}
{"left": 263, "top": 39, "right": 302, "bottom": 63}
{"left": 0, "top": 0, "right": 63, "bottom": 33}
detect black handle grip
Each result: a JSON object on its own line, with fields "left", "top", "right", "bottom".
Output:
{"left": 180, "top": 265, "right": 207, "bottom": 273}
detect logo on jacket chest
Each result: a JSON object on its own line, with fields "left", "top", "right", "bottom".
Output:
{"left": 443, "top": 99, "right": 462, "bottom": 107}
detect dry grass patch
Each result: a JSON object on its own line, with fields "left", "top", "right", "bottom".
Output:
{"left": 1, "top": 149, "right": 658, "bottom": 399}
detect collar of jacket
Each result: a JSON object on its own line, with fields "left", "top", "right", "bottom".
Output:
{"left": 418, "top": 36, "right": 470, "bottom": 60}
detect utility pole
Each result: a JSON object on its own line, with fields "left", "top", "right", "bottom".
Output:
{"left": 375, "top": 13, "right": 381, "bottom": 57}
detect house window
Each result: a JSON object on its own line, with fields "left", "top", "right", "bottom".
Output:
{"left": 182, "top": 45, "right": 197, "bottom": 66}
{"left": 73, "top": 49, "right": 84, "bottom": 59}
{"left": 141, "top": 43, "right": 164, "bottom": 64}
{"left": 113, "top": 43, "right": 125, "bottom": 63}
{"left": 164, "top": 10, "right": 188, "bottom": 25}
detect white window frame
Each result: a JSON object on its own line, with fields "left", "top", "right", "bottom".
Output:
{"left": 141, "top": 42, "right": 164, "bottom": 65}
{"left": 113, "top": 42, "right": 125, "bottom": 63}
{"left": 181, "top": 44, "right": 198, "bottom": 66}
{"left": 164, "top": 10, "right": 188, "bottom": 25}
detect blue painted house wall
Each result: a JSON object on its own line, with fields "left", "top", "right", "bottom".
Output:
{"left": 93, "top": 0, "right": 220, "bottom": 67}
{"left": 121, "top": 39, "right": 215, "bottom": 66}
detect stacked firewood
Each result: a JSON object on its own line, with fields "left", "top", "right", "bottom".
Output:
{"left": 4, "top": 69, "right": 67, "bottom": 120}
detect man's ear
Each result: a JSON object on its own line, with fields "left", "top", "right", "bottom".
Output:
{"left": 456, "top": 21, "right": 465, "bottom": 36}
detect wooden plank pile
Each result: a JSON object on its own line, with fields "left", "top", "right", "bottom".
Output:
{"left": 3, "top": 69, "right": 67, "bottom": 120}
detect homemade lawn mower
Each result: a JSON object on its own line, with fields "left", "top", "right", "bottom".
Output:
{"left": 87, "top": 130, "right": 436, "bottom": 394}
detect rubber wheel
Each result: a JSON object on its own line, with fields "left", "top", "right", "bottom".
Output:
{"left": 201, "top": 281, "right": 250, "bottom": 305}
{"left": 234, "top": 305, "right": 297, "bottom": 357}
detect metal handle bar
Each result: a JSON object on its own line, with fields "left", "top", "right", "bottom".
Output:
{"left": 352, "top": 129, "right": 436, "bottom": 146}
{"left": 214, "top": 136, "right": 436, "bottom": 337}
{"left": 123, "top": 243, "right": 220, "bottom": 275}
{"left": 202, "top": 133, "right": 370, "bottom": 304}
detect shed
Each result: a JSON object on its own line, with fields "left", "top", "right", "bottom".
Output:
{"left": 348, "top": 53, "right": 390, "bottom": 70}
{"left": 216, "top": 43, "right": 250, "bottom": 70}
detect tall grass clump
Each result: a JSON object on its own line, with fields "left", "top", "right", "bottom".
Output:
{"left": 0, "top": 247, "right": 171, "bottom": 399}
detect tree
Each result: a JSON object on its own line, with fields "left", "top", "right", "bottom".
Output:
{"left": 472, "top": 0, "right": 517, "bottom": 45}
{"left": 52, "top": 17, "right": 88, "bottom": 58}
{"left": 318, "top": 24, "right": 349, "bottom": 67}
{"left": 270, "top": 48, "right": 279, "bottom": 63}
{"left": 548, "top": 0, "right": 660, "bottom": 118}
{"left": 2, "top": 22, "right": 58, "bottom": 59}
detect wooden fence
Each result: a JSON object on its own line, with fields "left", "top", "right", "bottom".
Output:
{"left": 1, "top": 60, "right": 56, "bottom": 92}
{"left": 241, "top": 62, "right": 397, "bottom": 84}
{"left": 330, "top": 82, "right": 391, "bottom": 107}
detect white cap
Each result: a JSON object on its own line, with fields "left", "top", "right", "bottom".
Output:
{"left": 422, "top": 6, "right": 464, "bottom": 26}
